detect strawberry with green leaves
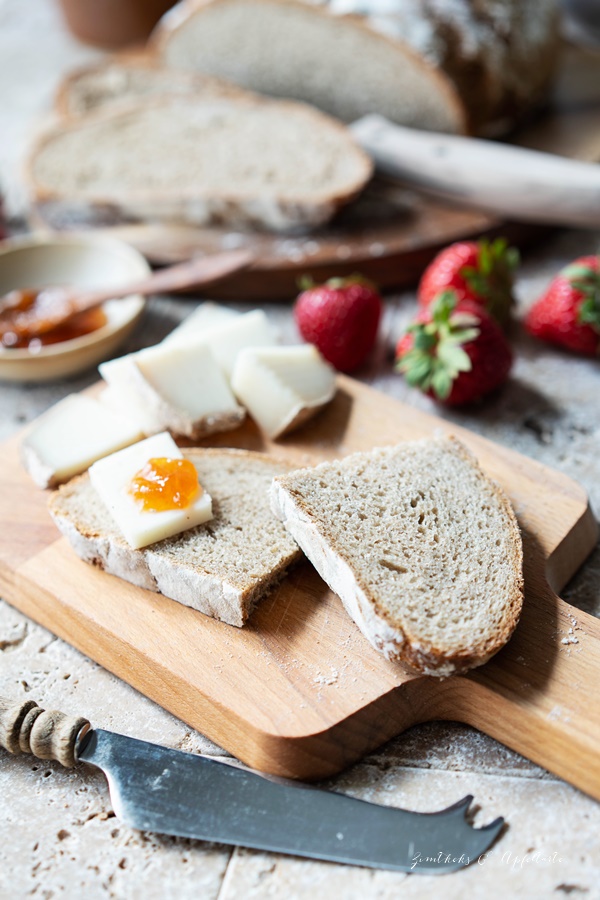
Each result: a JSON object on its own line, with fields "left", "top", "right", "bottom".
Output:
{"left": 524, "top": 256, "right": 600, "bottom": 356}
{"left": 418, "top": 238, "right": 519, "bottom": 327}
{"left": 396, "top": 290, "right": 513, "bottom": 406}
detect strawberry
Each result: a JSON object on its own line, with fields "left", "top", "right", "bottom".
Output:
{"left": 418, "top": 238, "right": 519, "bottom": 326}
{"left": 294, "top": 275, "right": 382, "bottom": 373}
{"left": 395, "top": 290, "right": 513, "bottom": 406}
{"left": 524, "top": 255, "right": 600, "bottom": 356}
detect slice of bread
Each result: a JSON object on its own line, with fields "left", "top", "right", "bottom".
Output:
{"left": 28, "top": 96, "right": 373, "bottom": 233}
{"left": 55, "top": 55, "right": 251, "bottom": 119}
{"left": 271, "top": 436, "right": 523, "bottom": 676}
{"left": 49, "top": 448, "right": 301, "bottom": 627}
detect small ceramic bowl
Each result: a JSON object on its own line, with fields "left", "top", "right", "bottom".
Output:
{"left": 0, "top": 233, "right": 149, "bottom": 382}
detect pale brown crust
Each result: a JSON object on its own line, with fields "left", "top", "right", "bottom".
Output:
{"left": 151, "top": 0, "right": 468, "bottom": 134}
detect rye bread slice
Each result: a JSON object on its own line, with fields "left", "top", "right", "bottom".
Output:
{"left": 271, "top": 436, "right": 524, "bottom": 676}
{"left": 28, "top": 95, "right": 373, "bottom": 233}
{"left": 48, "top": 448, "right": 301, "bottom": 627}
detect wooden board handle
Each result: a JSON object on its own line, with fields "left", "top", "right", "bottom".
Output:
{"left": 430, "top": 578, "right": 600, "bottom": 799}
{"left": 0, "top": 696, "right": 90, "bottom": 768}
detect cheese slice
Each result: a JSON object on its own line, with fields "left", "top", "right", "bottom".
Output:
{"left": 98, "top": 382, "right": 161, "bottom": 437}
{"left": 21, "top": 394, "right": 145, "bottom": 489}
{"left": 231, "top": 344, "right": 336, "bottom": 438}
{"left": 165, "top": 309, "right": 278, "bottom": 380}
{"left": 163, "top": 301, "right": 241, "bottom": 345}
{"left": 89, "top": 432, "right": 213, "bottom": 549}
{"left": 99, "top": 339, "right": 245, "bottom": 439}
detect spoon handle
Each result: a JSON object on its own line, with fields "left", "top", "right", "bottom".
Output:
{"left": 69, "top": 248, "right": 254, "bottom": 313}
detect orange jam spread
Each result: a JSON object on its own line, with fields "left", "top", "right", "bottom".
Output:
{"left": 0, "top": 288, "right": 107, "bottom": 349}
{"left": 128, "top": 457, "right": 201, "bottom": 512}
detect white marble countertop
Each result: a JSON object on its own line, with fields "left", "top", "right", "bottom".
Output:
{"left": 1, "top": 1, "right": 600, "bottom": 897}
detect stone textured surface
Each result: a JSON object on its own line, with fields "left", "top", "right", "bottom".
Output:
{"left": 1, "top": 1, "right": 600, "bottom": 897}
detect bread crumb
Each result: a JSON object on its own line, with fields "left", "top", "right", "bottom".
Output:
{"left": 313, "top": 667, "right": 339, "bottom": 686}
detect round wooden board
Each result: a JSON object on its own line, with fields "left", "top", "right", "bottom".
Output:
{"left": 31, "top": 181, "right": 534, "bottom": 300}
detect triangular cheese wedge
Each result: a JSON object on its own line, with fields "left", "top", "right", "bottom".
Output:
{"left": 232, "top": 344, "right": 336, "bottom": 438}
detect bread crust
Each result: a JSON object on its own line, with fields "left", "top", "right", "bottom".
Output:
{"left": 271, "top": 437, "right": 524, "bottom": 677}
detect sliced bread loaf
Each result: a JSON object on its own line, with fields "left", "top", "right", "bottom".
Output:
{"left": 55, "top": 55, "right": 251, "bottom": 119}
{"left": 271, "top": 436, "right": 523, "bottom": 676}
{"left": 155, "top": 0, "right": 466, "bottom": 133}
{"left": 28, "top": 96, "right": 373, "bottom": 232}
{"left": 154, "top": 0, "right": 558, "bottom": 135}
{"left": 48, "top": 448, "right": 302, "bottom": 627}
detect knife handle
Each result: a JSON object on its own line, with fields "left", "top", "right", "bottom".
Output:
{"left": 0, "top": 696, "right": 90, "bottom": 768}
{"left": 351, "top": 114, "right": 600, "bottom": 229}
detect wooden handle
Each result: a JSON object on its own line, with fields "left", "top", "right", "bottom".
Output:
{"left": 351, "top": 114, "right": 600, "bottom": 229}
{"left": 429, "top": 576, "right": 600, "bottom": 799}
{"left": 0, "top": 696, "right": 90, "bottom": 768}
{"left": 72, "top": 247, "right": 255, "bottom": 311}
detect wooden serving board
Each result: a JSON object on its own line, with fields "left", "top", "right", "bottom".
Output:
{"left": 1, "top": 377, "right": 600, "bottom": 797}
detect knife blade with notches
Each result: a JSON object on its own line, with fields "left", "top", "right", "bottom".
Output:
{"left": 351, "top": 114, "right": 600, "bottom": 229}
{"left": 0, "top": 695, "right": 503, "bottom": 874}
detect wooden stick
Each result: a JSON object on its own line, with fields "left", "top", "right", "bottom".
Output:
{"left": 0, "top": 696, "right": 90, "bottom": 768}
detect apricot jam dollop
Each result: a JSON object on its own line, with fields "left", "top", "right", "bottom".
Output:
{"left": 0, "top": 288, "right": 107, "bottom": 349}
{"left": 128, "top": 457, "right": 201, "bottom": 512}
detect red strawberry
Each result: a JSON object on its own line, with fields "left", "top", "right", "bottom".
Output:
{"left": 418, "top": 238, "right": 519, "bottom": 326}
{"left": 395, "top": 291, "right": 513, "bottom": 406}
{"left": 294, "top": 275, "right": 382, "bottom": 373}
{"left": 524, "top": 256, "right": 600, "bottom": 356}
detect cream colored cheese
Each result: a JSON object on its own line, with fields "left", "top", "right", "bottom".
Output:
{"left": 165, "top": 309, "right": 279, "bottom": 380}
{"left": 21, "top": 394, "right": 145, "bottom": 489}
{"left": 88, "top": 432, "right": 213, "bottom": 550}
{"left": 231, "top": 344, "right": 336, "bottom": 438}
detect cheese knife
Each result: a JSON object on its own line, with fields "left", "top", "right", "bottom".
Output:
{"left": 0, "top": 695, "right": 503, "bottom": 874}
{"left": 351, "top": 114, "right": 600, "bottom": 228}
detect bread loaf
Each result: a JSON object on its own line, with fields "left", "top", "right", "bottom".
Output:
{"left": 154, "top": 0, "right": 559, "bottom": 135}
{"left": 49, "top": 448, "right": 302, "bottom": 627}
{"left": 271, "top": 436, "right": 524, "bottom": 676}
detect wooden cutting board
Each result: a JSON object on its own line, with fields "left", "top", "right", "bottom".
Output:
{"left": 1, "top": 377, "right": 599, "bottom": 798}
